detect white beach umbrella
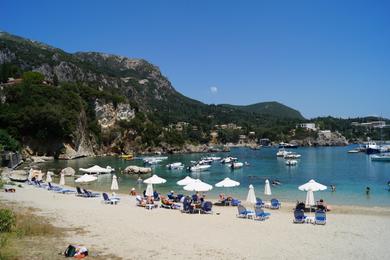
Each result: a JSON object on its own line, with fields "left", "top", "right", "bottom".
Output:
{"left": 111, "top": 175, "right": 119, "bottom": 191}
{"left": 246, "top": 184, "right": 257, "bottom": 204}
{"left": 75, "top": 174, "right": 98, "bottom": 183}
{"left": 59, "top": 173, "right": 65, "bottom": 186}
{"left": 176, "top": 176, "right": 195, "bottom": 186}
{"left": 143, "top": 174, "right": 167, "bottom": 184}
{"left": 45, "top": 171, "right": 53, "bottom": 183}
{"left": 79, "top": 165, "right": 112, "bottom": 174}
{"left": 305, "top": 189, "right": 315, "bottom": 207}
{"left": 298, "top": 179, "right": 327, "bottom": 192}
{"left": 215, "top": 177, "right": 240, "bottom": 188}
{"left": 299, "top": 179, "right": 327, "bottom": 212}
{"left": 145, "top": 183, "right": 154, "bottom": 197}
{"left": 183, "top": 179, "right": 213, "bottom": 192}
{"left": 264, "top": 179, "right": 272, "bottom": 196}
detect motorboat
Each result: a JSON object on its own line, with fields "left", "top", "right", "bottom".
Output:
{"left": 371, "top": 154, "right": 390, "bottom": 162}
{"left": 285, "top": 159, "right": 298, "bottom": 166}
{"left": 276, "top": 149, "right": 292, "bottom": 157}
{"left": 284, "top": 153, "right": 301, "bottom": 159}
{"left": 364, "top": 142, "right": 381, "bottom": 154}
{"left": 189, "top": 164, "right": 211, "bottom": 172}
{"left": 202, "top": 156, "right": 221, "bottom": 161}
{"left": 220, "top": 157, "right": 237, "bottom": 164}
{"left": 279, "top": 142, "right": 298, "bottom": 148}
{"left": 166, "top": 162, "right": 184, "bottom": 170}
{"left": 348, "top": 149, "right": 360, "bottom": 153}
{"left": 230, "top": 162, "right": 244, "bottom": 169}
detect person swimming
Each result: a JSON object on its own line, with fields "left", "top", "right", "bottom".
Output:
{"left": 331, "top": 185, "right": 336, "bottom": 192}
{"left": 366, "top": 186, "right": 371, "bottom": 195}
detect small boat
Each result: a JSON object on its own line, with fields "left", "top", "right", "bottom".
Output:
{"left": 166, "top": 162, "right": 184, "bottom": 170}
{"left": 284, "top": 153, "right": 301, "bottom": 159}
{"left": 119, "top": 153, "right": 134, "bottom": 160}
{"left": 220, "top": 157, "right": 237, "bottom": 164}
{"left": 202, "top": 156, "right": 221, "bottom": 161}
{"left": 189, "top": 164, "right": 211, "bottom": 172}
{"left": 9, "top": 170, "right": 28, "bottom": 182}
{"left": 279, "top": 142, "right": 298, "bottom": 148}
{"left": 371, "top": 154, "right": 390, "bottom": 162}
{"left": 348, "top": 149, "right": 360, "bottom": 153}
{"left": 276, "top": 149, "right": 291, "bottom": 157}
{"left": 230, "top": 162, "right": 244, "bottom": 169}
{"left": 285, "top": 159, "right": 298, "bottom": 166}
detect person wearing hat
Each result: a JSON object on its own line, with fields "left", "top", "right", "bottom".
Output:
{"left": 130, "top": 187, "right": 137, "bottom": 196}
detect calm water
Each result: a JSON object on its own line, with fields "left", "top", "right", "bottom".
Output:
{"left": 42, "top": 146, "right": 390, "bottom": 207}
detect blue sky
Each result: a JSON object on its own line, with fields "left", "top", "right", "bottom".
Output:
{"left": 2, "top": 0, "right": 390, "bottom": 118}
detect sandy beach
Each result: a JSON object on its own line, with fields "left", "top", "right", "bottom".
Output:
{"left": 2, "top": 185, "right": 390, "bottom": 260}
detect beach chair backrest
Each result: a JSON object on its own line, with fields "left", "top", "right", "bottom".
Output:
{"left": 76, "top": 186, "right": 83, "bottom": 194}
{"left": 231, "top": 198, "right": 240, "bottom": 206}
{"left": 256, "top": 198, "right": 263, "bottom": 206}
{"left": 203, "top": 201, "right": 212, "bottom": 211}
{"left": 192, "top": 194, "right": 198, "bottom": 202}
{"left": 237, "top": 204, "right": 246, "bottom": 214}
{"left": 271, "top": 198, "right": 278, "bottom": 205}
{"left": 102, "top": 193, "right": 109, "bottom": 201}
{"left": 315, "top": 210, "right": 326, "bottom": 221}
{"left": 48, "top": 182, "right": 53, "bottom": 189}
{"left": 294, "top": 209, "right": 305, "bottom": 219}
{"left": 255, "top": 206, "right": 264, "bottom": 215}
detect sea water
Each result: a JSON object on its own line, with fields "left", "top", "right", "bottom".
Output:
{"left": 42, "top": 146, "right": 390, "bottom": 207}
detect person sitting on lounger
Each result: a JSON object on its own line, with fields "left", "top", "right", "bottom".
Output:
{"left": 219, "top": 193, "right": 226, "bottom": 202}
{"left": 161, "top": 196, "right": 173, "bottom": 206}
{"left": 130, "top": 188, "right": 137, "bottom": 196}
{"left": 146, "top": 196, "right": 154, "bottom": 204}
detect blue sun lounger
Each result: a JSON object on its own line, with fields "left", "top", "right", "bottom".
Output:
{"left": 293, "top": 209, "right": 307, "bottom": 223}
{"left": 254, "top": 206, "right": 271, "bottom": 221}
{"left": 315, "top": 210, "right": 326, "bottom": 225}
{"left": 102, "top": 193, "right": 119, "bottom": 205}
{"left": 237, "top": 205, "right": 254, "bottom": 219}
{"left": 270, "top": 198, "right": 281, "bottom": 209}
{"left": 201, "top": 201, "right": 213, "bottom": 214}
{"left": 256, "top": 198, "right": 264, "bottom": 207}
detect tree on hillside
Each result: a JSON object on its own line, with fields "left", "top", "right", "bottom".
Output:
{"left": 22, "top": 71, "right": 44, "bottom": 85}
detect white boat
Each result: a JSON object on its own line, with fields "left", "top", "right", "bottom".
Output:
{"left": 230, "top": 162, "right": 244, "bottom": 169}
{"left": 220, "top": 157, "right": 237, "bottom": 164}
{"left": 371, "top": 154, "right": 390, "bottom": 162}
{"left": 348, "top": 149, "right": 360, "bottom": 153}
{"left": 276, "top": 149, "right": 291, "bottom": 157}
{"left": 189, "top": 164, "right": 211, "bottom": 172}
{"left": 285, "top": 159, "right": 298, "bottom": 166}
{"left": 144, "top": 158, "right": 163, "bottom": 165}
{"left": 166, "top": 162, "right": 184, "bottom": 170}
{"left": 202, "top": 156, "right": 221, "bottom": 161}
{"left": 284, "top": 153, "right": 301, "bottom": 159}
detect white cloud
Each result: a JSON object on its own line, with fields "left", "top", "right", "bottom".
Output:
{"left": 210, "top": 86, "right": 218, "bottom": 94}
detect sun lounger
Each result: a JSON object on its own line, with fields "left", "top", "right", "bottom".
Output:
{"left": 231, "top": 198, "right": 241, "bottom": 206}
{"left": 102, "top": 193, "right": 119, "bottom": 205}
{"left": 293, "top": 209, "right": 307, "bottom": 223}
{"left": 237, "top": 205, "right": 254, "bottom": 219}
{"left": 201, "top": 201, "right": 213, "bottom": 214}
{"left": 270, "top": 198, "right": 281, "bottom": 209}
{"left": 181, "top": 198, "right": 194, "bottom": 213}
{"left": 47, "top": 182, "right": 62, "bottom": 191}
{"left": 254, "top": 206, "right": 271, "bottom": 221}
{"left": 76, "top": 187, "right": 88, "bottom": 197}
{"left": 256, "top": 198, "right": 264, "bottom": 207}
{"left": 83, "top": 188, "right": 100, "bottom": 197}
{"left": 315, "top": 210, "right": 326, "bottom": 225}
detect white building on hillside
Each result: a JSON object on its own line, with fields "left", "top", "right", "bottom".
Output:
{"left": 296, "top": 123, "right": 317, "bottom": 131}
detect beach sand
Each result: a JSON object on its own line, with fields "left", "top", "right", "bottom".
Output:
{"left": 1, "top": 185, "right": 390, "bottom": 260}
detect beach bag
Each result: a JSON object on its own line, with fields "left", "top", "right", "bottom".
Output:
{"left": 64, "top": 245, "right": 76, "bottom": 257}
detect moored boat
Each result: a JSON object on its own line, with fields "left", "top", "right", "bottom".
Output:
{"left": 371, "top": 154, "right": 390, "bottom": 162}
{"left": 230, "top": 162, "right": 244, "bottom": 169}
{"left": 189, "top": 164, "right": 211, "bottom": 172}
{"left": 285, "top": 159, "right": 298, "bottom": 166}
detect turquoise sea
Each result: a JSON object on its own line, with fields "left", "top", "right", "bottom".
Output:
{"left": 42, "top": 146, "right": 390, "bottom": 207}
